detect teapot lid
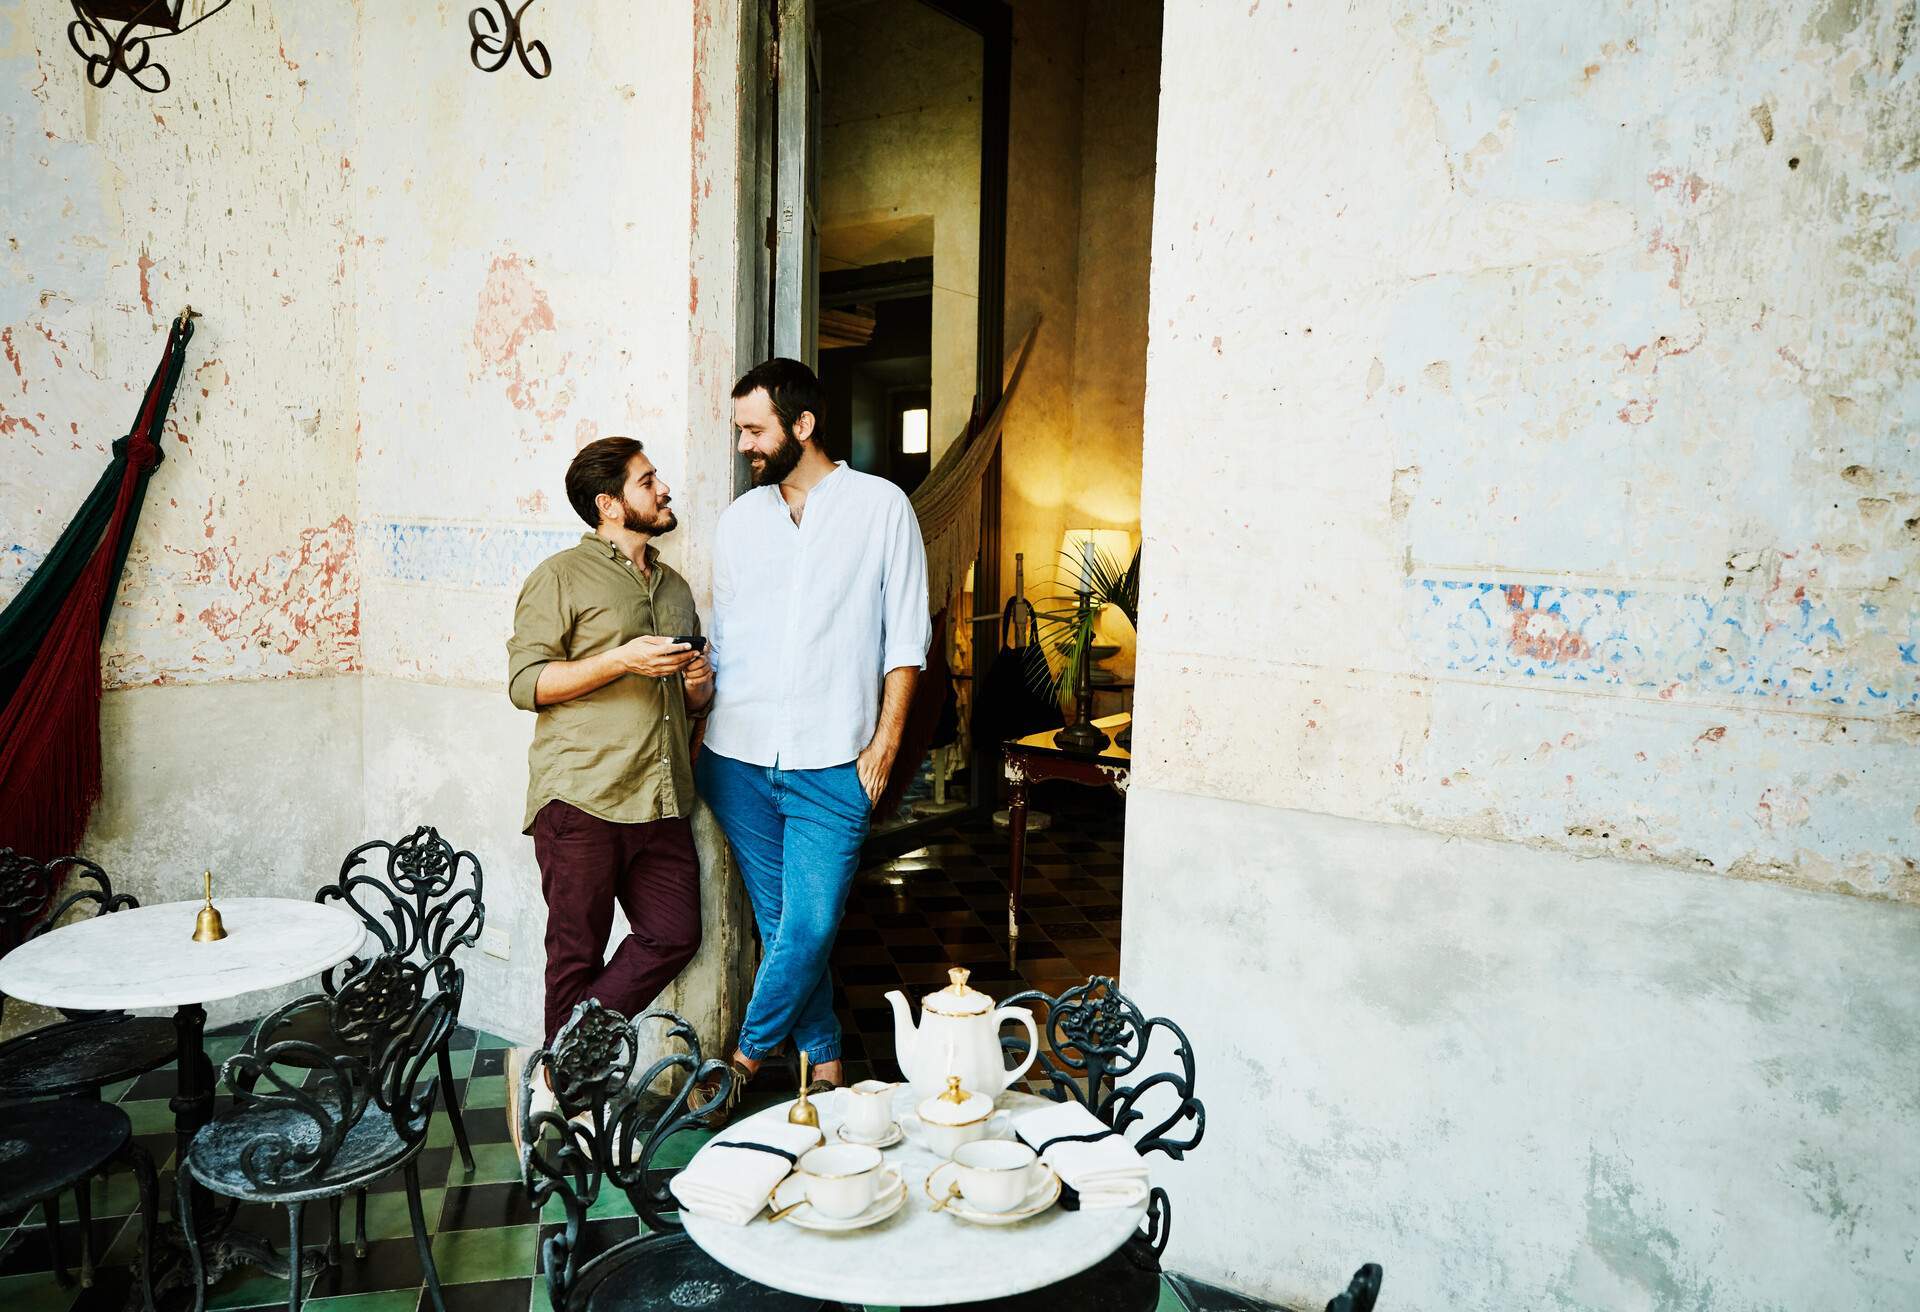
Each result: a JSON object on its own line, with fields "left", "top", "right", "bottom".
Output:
{"left": 918, "top": 1075, "right": 996, "bottom": 1126}
{"left": 923, "top": 966, "right": 993, "bottom": 1017}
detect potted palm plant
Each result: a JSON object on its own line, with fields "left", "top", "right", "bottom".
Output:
{"left": 1028, "top": 543, "right": 1140, "bottom": 752}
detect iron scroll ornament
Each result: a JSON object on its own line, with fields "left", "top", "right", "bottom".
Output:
{"left": 470, "top": 0, "right": 552, "bottom": 78}
{"left": 67, "top": 1, "right": 235, "bottom": 95}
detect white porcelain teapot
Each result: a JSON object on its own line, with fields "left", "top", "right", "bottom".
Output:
{"left": 886, "top": 967, "right": 1040, "bottom": 1102}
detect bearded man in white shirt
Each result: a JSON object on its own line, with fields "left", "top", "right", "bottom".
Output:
{"left": 691, "top": 357, "right": 930, "bottom": 1124}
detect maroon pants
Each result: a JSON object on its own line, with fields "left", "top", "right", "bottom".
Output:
{"left": 531, "top": 801, "right": 702, "bottom": 1044}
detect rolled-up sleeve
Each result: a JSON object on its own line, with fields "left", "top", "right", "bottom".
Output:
{"left": 507, "top": 564, "right": 566, "bottom": 711}
{"left": 881, "top": 496, "right": 931, "bottom": 673}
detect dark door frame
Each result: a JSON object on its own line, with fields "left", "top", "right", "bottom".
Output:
{"left": 863, "top": 0, "right": 1011, "bottom": 858}
{"left": 755, "top": 0, "right": 1011, "bottom": 857}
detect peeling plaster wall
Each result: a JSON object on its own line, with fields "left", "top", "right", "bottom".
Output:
{"left": 1128, "top": 2, "right": 1920, "bottom": 1307}
{"left": 1, "top": 5, "right": 364, "bottom": 923}
{"left": 2, "top": 3, "right": 751, "bottom": 1054}
{"left": 351, "top": 0, "right": 752, "bottom": 1047}
{"left": 1133, "top": 0, "right": 1919, "bottom": 901}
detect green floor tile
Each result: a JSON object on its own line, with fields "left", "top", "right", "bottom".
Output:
{"left": 0, "top": 1272, "right": 77, "bottom": 1312}
{"left": 206, "top": 1035, "right": 250, "bottom": 1063}
{"left": 207, "top": 1269, "right": 308, "bottom": 1311}
{"left": 538, "top": 1184, "right": 637, "bottom": 1225}
{"left": 463, "top": 1074, "right": 507, "bottom": 1108}
{"left": 122, "top": 1098, "right": 178, "bottom": 1136}
{"left": 647, "top": 1126, "right": 712, "bottom": 1172}
{"left": 100, "top": 1078, "right": 137, "bottom": 1102}
{"left": 357, "top": 1187, "right": 448, "bottom": 1243}
{"left": 305, "top": 1292, "right": 424, "bottom": 1312}
{"left": 458, "top": 1142, "right": 524, "bottom": 1186}
{"left": 444, "top": 1047, "right": 477, "bottom": 1080}
{"left": 429, "top": 1223, "right": 538, "bottom": 1285}
{"left": 46, "top": 1168, "right": 143, "bottom": 1222}
{"left": 474, "top": 1032, "right": 513, "bottom": 1051}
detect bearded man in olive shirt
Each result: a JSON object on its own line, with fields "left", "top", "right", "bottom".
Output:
{"left": 506, "top": 437, "right": 713, "bottom": 1051}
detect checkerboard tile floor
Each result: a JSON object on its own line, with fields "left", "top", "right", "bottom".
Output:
{"left": 1, "top": 795, "right": 1276, "bottom": 1312}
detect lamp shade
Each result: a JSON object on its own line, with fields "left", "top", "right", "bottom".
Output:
{"left": 1059, "top": 527, "right": 1134, "bottom": 585}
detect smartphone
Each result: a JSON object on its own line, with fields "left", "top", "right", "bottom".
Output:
{"left": 673, "top": 635, "right": 708, "bottom": 653}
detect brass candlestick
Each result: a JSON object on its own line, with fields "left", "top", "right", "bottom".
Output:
{"left": 787, "top": 1051, "right": 819, "bottom": 1129}
{"left": 191, "top": 870, "right": 227, "bottom": 942}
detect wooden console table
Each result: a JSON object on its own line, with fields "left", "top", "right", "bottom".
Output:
{"left": 1002, "top": 713, "right": 1130, "bottom": 965}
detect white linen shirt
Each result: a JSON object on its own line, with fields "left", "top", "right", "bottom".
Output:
{"left": 704, "top": 463, "right": 931, "bottom": 770}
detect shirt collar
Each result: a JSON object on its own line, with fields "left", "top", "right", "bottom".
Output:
{"left": 766, "top": 461, "right": 849, "bottom": 511}
{"left": 578, "top": 532, "right": 658, "bottom": 571}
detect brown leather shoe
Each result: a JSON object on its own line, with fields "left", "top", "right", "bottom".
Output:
{"left": 689, "top": 1059, "right": 754, "bottom": 1130}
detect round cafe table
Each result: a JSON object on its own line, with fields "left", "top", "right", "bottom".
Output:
{"left": 680, "top": 1084, "right": 1150, "bottom": 1307}
{"left": 0, "top": 897, "right": 366, "bottom": 1196}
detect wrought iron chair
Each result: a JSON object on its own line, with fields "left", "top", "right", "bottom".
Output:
{"left": 0, "top": 850, "right": 178, "bottom": 1285}
{"left": 522, "top": 1000, "right": 838, "bottom": 1312}
{"left": 312, "top": 826, "right": 485, "bottom": 1170}
{"left": 1325, "top": 1262, "right": 1384, "bottom": 1311}
{"left": 0, "top": 1097, "right": 159, "bottom": 1307}
{"left": 0, "top": 851, "right": 178, "bottom": 1098}
{"left": 176, "top": 953, "right": 459, "bottom": 1312}
{"left": 1162, "top": 1262, "right": 1382, "bottom": 1312}
{"left": 933, "top": 975, "right": 1205, "bottom": 1312}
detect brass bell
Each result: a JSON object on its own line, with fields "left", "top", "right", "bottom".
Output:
{"left": 787, "top": 1050, "right": 820, "bottom": 1129}
{"left": 191, "top": 870, "right": 227, "bottom": 942}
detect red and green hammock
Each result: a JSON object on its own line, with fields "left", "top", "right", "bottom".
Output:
{"left": 0, "top": 315, "right": 193, "bottom": 858}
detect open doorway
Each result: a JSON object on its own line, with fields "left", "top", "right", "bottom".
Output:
{"left": 754, "top": 0, "right": 1163, "bottom": 1022}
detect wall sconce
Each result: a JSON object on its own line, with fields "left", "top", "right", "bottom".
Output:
{"left": 67, "top": 0, "right": 233, "bottom": 94}
{"left": 470, "top": 1, "right": 552, "bottom": 78}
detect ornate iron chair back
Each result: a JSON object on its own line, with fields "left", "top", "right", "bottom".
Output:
{"left": 0, "top": 850, "right": 138, "bottom": 1022}
{"left": 219, "top": 953, "right": 458, "bottom": 1190}
{"left": 520, "top": 1001, "right": 734, "bottom": 1308}
{"left": 1001, "top": 976, "right": 1204, "bottom": 1266}
{"left": 316, "top": 827, "right": 484, "bottom": 992}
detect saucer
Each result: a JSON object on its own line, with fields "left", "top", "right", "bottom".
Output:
{"left": 770, "top": 1168, "right": 907, "bottom": 1232}
{"left": 836, "top": 1121, "right": 904, "bottom": 1149}
{"left": 924, "top": 1160, "right": 1062, "bottom": 1225}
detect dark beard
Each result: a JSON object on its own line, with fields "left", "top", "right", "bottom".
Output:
{"left": 622, "top": 498, "right": 676, "bottom": 536}
{"left": 750, "top": 430, "right": 805, "bottom": 486}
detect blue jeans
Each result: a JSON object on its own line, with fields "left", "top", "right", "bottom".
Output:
{"left": 696, "top": 749, "right": 871, "bottom": 1064}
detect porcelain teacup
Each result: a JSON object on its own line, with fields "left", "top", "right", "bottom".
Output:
{"left": 795, "top": 1143, "right": 886, "bottom": 1219}
{"left": 950, "top": 1138, "right": 1041, "bottom": 1213}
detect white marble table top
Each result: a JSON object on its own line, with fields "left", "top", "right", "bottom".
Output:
{"left": 680, "top": 1084, "right": 1149, "bottom": 1307}
{"left": 0, "top": 897, "right": 367, "bottom": 1011}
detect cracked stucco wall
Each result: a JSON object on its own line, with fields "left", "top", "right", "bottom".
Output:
{"left": 350, "top": 0, "right": 753, "bottom": 1047}
{"left": 2, "top": 2, "right": 751, "bottom": 1049}
{"left": 1127, "top": 3, "right": 1920, "bottom": 1307}
{"left": 1135, "top": 0, "right": 1919, "bottom": 902}
{"left": 1, "top": 3, "right": 364, "bottom": 969}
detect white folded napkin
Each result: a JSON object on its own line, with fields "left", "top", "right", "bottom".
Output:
{"left": 1011, "top": 1101, "right": 1149, "bottom": 1208}
{"left": 668, "top": 1121, "right": 823, "bottom": 1225}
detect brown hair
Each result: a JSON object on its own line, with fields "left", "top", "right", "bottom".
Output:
{"left": 565, "top": 437, "right": 643, "bottom": 527}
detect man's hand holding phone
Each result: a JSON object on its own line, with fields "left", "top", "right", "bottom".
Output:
{"left": 616, "top": 634, "right": 702, "bottom": 678}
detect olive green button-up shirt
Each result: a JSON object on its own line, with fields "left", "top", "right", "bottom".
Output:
{"left": 507, "top": 534, "right": 701, "bottom": 834}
